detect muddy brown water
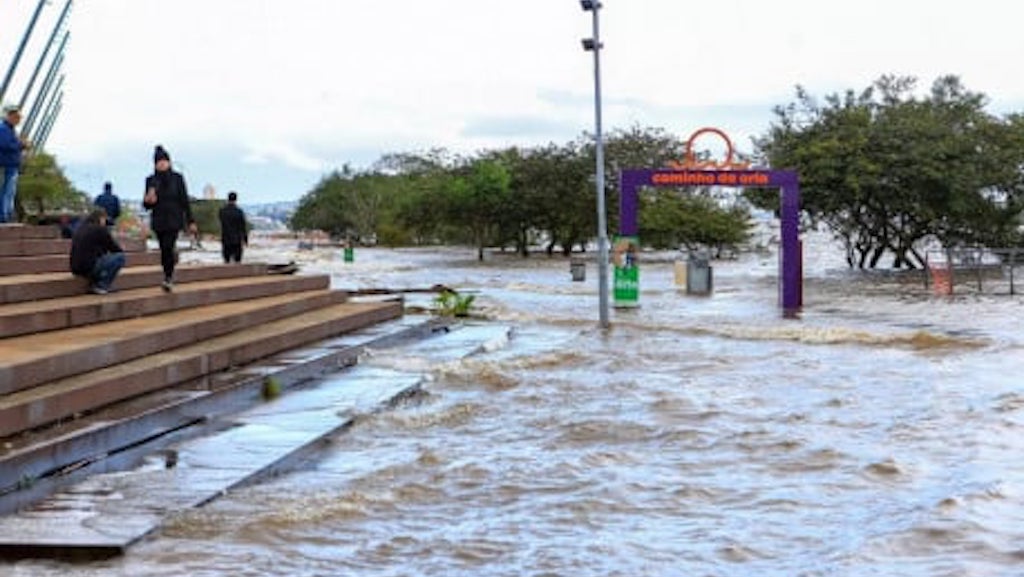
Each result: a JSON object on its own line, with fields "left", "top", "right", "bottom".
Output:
{"left": 7, "top": 236, "right": 1024, "bottom": 576}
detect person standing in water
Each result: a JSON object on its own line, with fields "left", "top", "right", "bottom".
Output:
{"left": 143, "top": 145, "right": 196, "bottom": 291}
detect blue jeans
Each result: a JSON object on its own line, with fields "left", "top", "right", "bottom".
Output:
{"left": 0, "top": 166, "right": 17, "bottom": 223}
{"left": 91, "top": 252, "right": 126, "bottom": 289}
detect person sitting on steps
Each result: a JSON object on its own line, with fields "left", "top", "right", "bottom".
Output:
{"left": 69, "top": 208, "right": 125, "bottom": 295}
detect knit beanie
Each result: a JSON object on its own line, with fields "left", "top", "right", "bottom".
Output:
{"left": 154, "top": 145, "right": 170, "bottom": 163}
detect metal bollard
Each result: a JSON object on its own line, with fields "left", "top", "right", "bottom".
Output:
{"left": 686, "top": 255, "right": 713, "bottom": 294}
{"left": 570, "top": 257, "right": 586, "bottom": 282}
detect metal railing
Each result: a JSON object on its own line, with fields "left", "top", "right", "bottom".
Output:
{"left": 924, "top": 247, "right": 1022, "bottom": 295}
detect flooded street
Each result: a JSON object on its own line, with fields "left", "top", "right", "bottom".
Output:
{"left": 8, "top": 235, "right": 1024, "bottom": 576}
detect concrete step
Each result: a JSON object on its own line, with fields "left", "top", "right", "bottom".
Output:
{"left": 0, "top": 288, "right": 352, "bottom": 398}
{"left": 0, "top": 315, "right": 445, "bottom": 516}
{"left": 0, "top": 248, "right": 157, "bottom": 277}
{"left": 0, "top": 224, "right": 62, "bottom": 241}
{"left": 0, "top": 299, "right": 403, "bottom": 438}
{"left": 0, "top": 273, "right": 331, "bottom": 339}
{"left": 0, "top": 262, "right": 268, "bottom": 304}
{"left": 0, "top": 237, "right": 147, "bottom": 258}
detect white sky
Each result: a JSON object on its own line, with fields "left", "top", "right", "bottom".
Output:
{"left": 2, "top": 0, "right": 1024, "bottom": 204}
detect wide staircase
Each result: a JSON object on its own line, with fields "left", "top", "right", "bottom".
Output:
{"left": 0, "top": 224, "right": 404, "bottom": 514}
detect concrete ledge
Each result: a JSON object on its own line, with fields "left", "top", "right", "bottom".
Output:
{"left": 0, "top": 250, "right": 160, "bottom": 277}
{"left": 0, "top": 262, "right": 269, "bottom": 304}
{"left": 0, "top": 239, "right": 71, "bottom": 257}
{"left": 0, "top": 238, "right": 148, "bottom": 258}
{"left": 0, "top": 224, "right": 62, "bottom": 241}
{"left": 0, "top": 274, "right": 331, "bottom": 339}
{"left": 0, "top": 289, "right": 352, "bottom": 396}
{"left": 0, "top": 300, "right": 402, "bottom": 438}
{"left": 0, "top": 314, "right": 445, "bottom": 515}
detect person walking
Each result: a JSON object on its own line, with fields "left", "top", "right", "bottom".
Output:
{"left": 70, "top": 208, "right": 125, "bottom": 295}
{"left": 143, "top": 145, "right": 196, "bottom": 291}
{"left": 218, "top": 191, "right": 249, "bottom": 263}
{"left": 94, "top": 181, "right": 121, "bottom": 230}
{"left": 0, "top": 104, "right": 30, "bottom": 224}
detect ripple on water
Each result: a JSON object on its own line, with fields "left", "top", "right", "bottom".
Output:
{"left": 863, "top": 457, "right": 906, "bottom": 479}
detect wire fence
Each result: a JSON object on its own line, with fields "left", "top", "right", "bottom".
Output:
{"left": 924, "top": 248, "right": 1023, "bottom": 296}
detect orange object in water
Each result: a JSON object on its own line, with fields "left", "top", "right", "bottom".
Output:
{"left": 930, "top": 264, "right": 953, "bottom": 295}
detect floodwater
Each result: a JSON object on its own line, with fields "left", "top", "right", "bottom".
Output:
{"left": 8, "top": 233, "right": 1024, "bottom": 577}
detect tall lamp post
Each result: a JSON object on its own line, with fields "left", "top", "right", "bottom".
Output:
{"left": 581, "top": 0, "right": 610, "bottom": 329}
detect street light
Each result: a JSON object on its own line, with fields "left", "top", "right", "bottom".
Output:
{"left": 581, "top": 0, "right": 610, "bottom": 329}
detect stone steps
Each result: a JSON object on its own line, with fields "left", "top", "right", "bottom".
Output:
{"left": 0, "top": 224, "right": 150, "bottom": 275}
{"left": 0, "top": 225, "right": 412, "bottom": 524}
{"left": 0, "top": 273, "right": 329, "bottom": 338}
{"left": 0, "top": 298, "right": 401, "bottom": 438}
{"left": 0, "top": 288, "right": 355, "bottom": 397}
{"left": 0, "top": 262, "right": 268, "bottom": 304}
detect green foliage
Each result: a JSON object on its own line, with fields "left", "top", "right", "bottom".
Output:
{"left": 191, "top": 199, "right": 225, "bottom": 237}
{"left": 432, "top": 290, "right": 476, "bottom": 317}
{"left": 290, "top": 167, "right": 358, "bottom": 237}
{"left": 640, "top": 191, "right": 752, "bottom": 253}
{"left": 754, "top": 75, "right": 1024, "bottom": 269}
{"left": 16, "top": 152, "right": 90, "bottom": 221}
{"left": 261, "top": 376, "right": 282, "bottom": 400}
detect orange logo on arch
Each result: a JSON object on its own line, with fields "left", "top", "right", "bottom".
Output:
{"left": 668, "top": 127, "right": 750, "bottom": 170}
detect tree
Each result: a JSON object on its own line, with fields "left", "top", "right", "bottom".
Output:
{"left": 753, "top": 75, "right": 1024, "bottom": 269}
{"left": 15, "top": 152, "right": 89, "bottom": 221}
{"left": 443, "top": 158, "right": 512, "bottom": 261}
{"left": 289, "top": 167, "right": 357, "bottom": 237}
{"left": 640, "top": 190, "right": 752, "bottom": 254}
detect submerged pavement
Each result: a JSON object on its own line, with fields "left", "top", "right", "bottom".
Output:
{"left": 0, "top": 319, "right": 511, "bottom": 560}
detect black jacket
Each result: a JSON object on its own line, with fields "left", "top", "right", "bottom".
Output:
{"left": 218, "top": 203, "right": 248, "bottom": 246}
{"left": 70, "top": 223, "right": 123, "bottom": 276}
{"left": 143, "top": 169, "right": 194, "bottom": 233}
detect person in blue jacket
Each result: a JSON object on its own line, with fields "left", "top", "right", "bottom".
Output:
{"left": 0, "top": 104, "right": 30, "bottom": 223}
{"left": 94, "top": 181, "right": 121, "bottom": 230}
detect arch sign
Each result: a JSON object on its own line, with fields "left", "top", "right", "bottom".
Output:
{"left": 616, "top": 127, "right": 802, "bottom": 314}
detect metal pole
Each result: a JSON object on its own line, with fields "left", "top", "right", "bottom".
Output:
{"left": 32, "top": 85, "right": 62, "bottom": 147}
{"left": 23, "top": 51, "right": 63, "bottom": 138}
{"left": 589, "top": 3, "right": 610, "bottom": 328}
{"left": 0, "top": 0, "right": 48, "bottom": 103}
{"left": 36, "top": 99, "right": 62, "bottom": 151}
{"left": 20, "top": 3, "right": 72, "bottom": 111}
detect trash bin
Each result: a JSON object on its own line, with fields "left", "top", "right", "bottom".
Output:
{"left": 686, "top": 255, "right": 713, "bottom": 294}
{"left": 674, "top": 254, "right": 687, "bottom": 288}
{"left": 570, "top": 257, "right": 586, "bottom": 282}
{"left": 343, "top": 246, "right": 354, "bottom": 263}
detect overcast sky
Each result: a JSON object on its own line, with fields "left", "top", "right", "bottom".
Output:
{"left": 2, "top": 0, "right": 1024, "bottom": 205}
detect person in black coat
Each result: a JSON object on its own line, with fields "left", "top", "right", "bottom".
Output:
{"left": 218, "top": 191, "right": 249, "bottom": 263}
{"left": 70, "top": 208, "right": 125, "bottom": 295}
{"left": 143, "top": 145, "right": 196, "bottom": 291}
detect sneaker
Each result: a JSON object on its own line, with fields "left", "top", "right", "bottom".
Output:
{"left": 90, "top": 285, "right": 109, "bottom": 295}
{"left": 161, "top": 279, "right": 174, "bottom": 292}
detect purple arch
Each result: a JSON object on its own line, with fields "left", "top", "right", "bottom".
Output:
{"left": 619, "top": 168, "right": 802, "bottom": 313}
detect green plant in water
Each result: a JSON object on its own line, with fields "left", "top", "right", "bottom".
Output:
{"left": 433, "top": 290, "right": 475, "bottom": 317}
{"left": 262, "top": 376, "right": 282, "bottom": 400}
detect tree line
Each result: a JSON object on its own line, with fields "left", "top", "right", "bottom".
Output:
{"left": 21, "top": 74, "right": 1024, "bottom": 269}
{"left": 289, "top": 127, "right": 754, "bottom": 260}
{"left": 294, "top": 75, "right": 1024, "bottom": 268}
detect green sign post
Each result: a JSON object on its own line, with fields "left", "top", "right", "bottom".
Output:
{"left": 612, "top": 235, "right": 639, "bottom": 308}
